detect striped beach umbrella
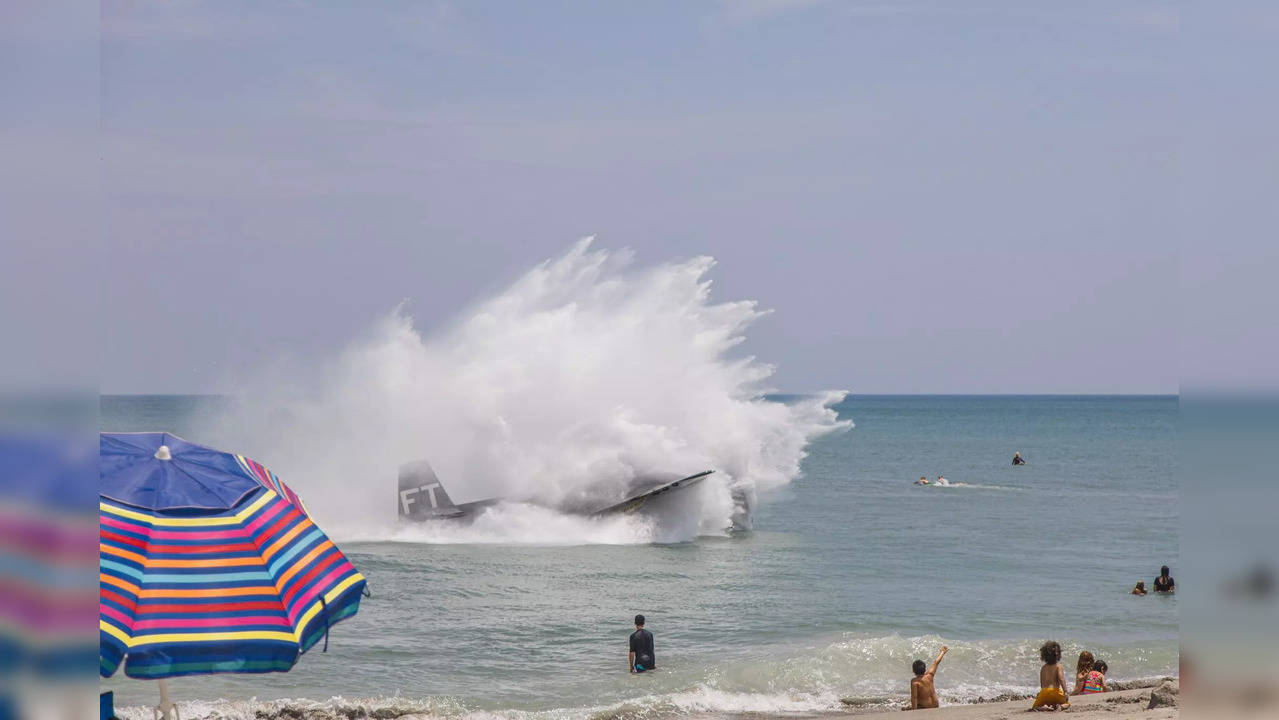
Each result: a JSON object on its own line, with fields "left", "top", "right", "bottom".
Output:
{"left": 98, "top": 432, "right": 367, "bottom": 681}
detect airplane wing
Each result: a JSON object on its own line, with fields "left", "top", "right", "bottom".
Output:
{"left": 589, "top": 470, "right": 714, "bottom": 516}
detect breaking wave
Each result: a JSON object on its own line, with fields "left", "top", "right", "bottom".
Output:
{"left": 113, "top": 689, "right": 843, "bottom": 720}
{"left": 202, "top": 239, "right": 848, "bottom": 543}
{"left": 112, "top": 634, "right": 1177, "bottom": 719}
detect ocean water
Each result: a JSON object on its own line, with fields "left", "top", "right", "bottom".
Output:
{"left": 101, "top": 393, "right": 1178, "bottom": 718}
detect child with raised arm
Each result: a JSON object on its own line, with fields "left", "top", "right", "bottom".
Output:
{"left": 1031, "top": 641, "right": 1070, "bottom": 711}
{"left": 903, "top": 645, "right": 947, "bottom": 710}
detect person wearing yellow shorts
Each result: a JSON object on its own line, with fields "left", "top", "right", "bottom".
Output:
{"left": 1031, "top": 641, "right": 1071, "bottom": 711}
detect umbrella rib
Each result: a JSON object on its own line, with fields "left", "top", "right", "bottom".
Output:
{"left": 171, "top": 463, "right": 255, "bottom": 511}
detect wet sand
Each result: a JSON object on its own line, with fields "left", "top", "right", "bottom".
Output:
{"left": 827, "top": 682, "right": 1178, "bottom": 720}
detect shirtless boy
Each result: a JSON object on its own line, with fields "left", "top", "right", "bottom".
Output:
{"left": 1031, "top": 641, "right": 1070, "bottom": 711}
{"left": 903, "top": 645, "right": 947, "bottom": 710}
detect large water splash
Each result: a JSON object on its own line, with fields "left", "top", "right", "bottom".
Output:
{"left": 204, "top": 239, "right": 848, "bottom": 542}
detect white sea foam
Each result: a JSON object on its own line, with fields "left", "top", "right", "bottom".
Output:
{"left": 113, "top": 689, "right": 842, "bottom": 720}
{"left": 202, "top": 239, "right": 848, "bottom": 544}
{"left": 922, "top": 481, "right": 1021, "bottom": 491}
{"left": 341, "top": 502, "right": 663, "bottom": 546}
{"left": 112, "top": 634, "right": 1177, "bottom": 719}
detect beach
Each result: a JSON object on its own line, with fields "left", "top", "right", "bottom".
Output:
{"left": 835, "top": 683, "right": 1179, "bottom": 720}
{"left": 0, "top": 4, "right": 1216, "bottom": 719}
{"left": 101, "top": 395, "right": 1177, "bottom": 718}
{"left": 112, "top": 682, "right": 1178, "bottom": 719}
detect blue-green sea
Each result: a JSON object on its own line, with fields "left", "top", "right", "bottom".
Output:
{"left": 103, "top": 394, "right": 1178, "bottom": 718}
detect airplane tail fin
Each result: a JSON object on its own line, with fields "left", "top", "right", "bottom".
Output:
{"left": 398, "top": 460, "right": 463, "bottom": 519}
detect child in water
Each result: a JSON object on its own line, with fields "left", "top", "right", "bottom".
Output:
{"left": 1031, "top": 641, "right": 1070, "bottom": 711}
{"left": 1132, "top": 581, "right": 1148, "bottom": 595}
{"left": 903, "top": 645, "right": 948, "bottom": 710}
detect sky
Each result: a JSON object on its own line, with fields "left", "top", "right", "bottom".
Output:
{"left": 5, "top": 1, "right": 1272, "bottom": 395}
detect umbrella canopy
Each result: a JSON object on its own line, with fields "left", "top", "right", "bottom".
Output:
{"left": 99, "top": 432, "right": 367, "bottom": 679}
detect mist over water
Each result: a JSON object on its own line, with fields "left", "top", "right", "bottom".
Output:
{"left": 202, "top": 239, "right": 848, "bottom": 543}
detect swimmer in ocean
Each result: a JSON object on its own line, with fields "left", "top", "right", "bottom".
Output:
{"left": 915, "top": 476, "right": 929, "bottom": 485}
{"left": 1013, "top": 452, "right": 1026, "bottom": 465}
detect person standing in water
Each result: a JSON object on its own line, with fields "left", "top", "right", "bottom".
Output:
{"left": 628, "top": 614, "right": 655, "bottom": 673}
{"left": 1154, "top": 566, "right": 1176, "bottom": 594}
{"left": 1012, "top": 452, "right": 1026, "bottom": 465}
{"left": 904, "top": 645, "right": 948, "bottom": 710}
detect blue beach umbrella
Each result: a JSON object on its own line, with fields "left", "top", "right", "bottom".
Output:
{"left": 98, "top": 433, "right": 367, "bottom": 714}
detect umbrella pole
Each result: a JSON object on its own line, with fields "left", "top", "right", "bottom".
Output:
{"left": 155, "top": 678, "right": 180, "bottom": 720}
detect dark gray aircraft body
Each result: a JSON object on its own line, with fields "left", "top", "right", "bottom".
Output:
{"left": 397, "top": 460, "right": 714, "bottom": 521}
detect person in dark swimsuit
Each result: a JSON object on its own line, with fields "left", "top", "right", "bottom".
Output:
{"left": 629, "top": 614, "right": 655, "bottom": 673}
{"left": 1012, "top": 452, "right": 1026, "bottom": 465}
{"left": 1154, "top": 566, "right": 1175, "bottom": 594}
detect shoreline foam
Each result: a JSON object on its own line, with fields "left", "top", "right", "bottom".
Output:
{"left": 830, "top": 682, "right": 1178, "bottom": 719}
{"left": 111, "top": 679, "right": 1177, "bottom": 720}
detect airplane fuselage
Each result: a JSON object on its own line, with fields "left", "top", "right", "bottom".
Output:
{"left": 396, "top": 460, "right": 713, "bottom": 521}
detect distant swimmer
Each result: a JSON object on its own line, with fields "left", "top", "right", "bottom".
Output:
{"left": 1153, "top": 566, "right": 1176, "bottom": 594}
{"left": 1012, "top": 452, "right": 1026, "bottom": 466}
{"left": 915, "top": 476, "right": 929, "bottom": 485}
{"left": 934, "top": 475, "right": 950, "bottom": 487}
{"left": 628, "top": 614, "right": 655, "bottom": 673}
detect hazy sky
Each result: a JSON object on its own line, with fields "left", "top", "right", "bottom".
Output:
{"left": 15, "top": 1, "right": 1226, "bottom": 394}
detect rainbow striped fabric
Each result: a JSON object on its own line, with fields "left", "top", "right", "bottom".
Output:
{"left": 235, "top": 453, "right": 307, "bottom": 513}
{"left": 99, "top": 433, "right": 367, "bottom": 679}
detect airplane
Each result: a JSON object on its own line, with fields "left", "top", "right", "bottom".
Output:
{"left": 396, "top": 460, "right": 715, "bottom": 521}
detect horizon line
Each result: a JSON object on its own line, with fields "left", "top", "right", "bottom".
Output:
{"left": 99, "top": 391, "right": 1182, "bottom": 398}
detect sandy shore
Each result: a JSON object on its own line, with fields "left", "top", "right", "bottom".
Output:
{"left": 828, "top": 682, "right": 1178, "bottom": 720}
{"left": 113, "top": 681, "right": 1179, "bottom": 720}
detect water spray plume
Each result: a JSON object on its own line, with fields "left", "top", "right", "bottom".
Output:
{"left": 204, "top": 239, "right": 849, "bottom": 543}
